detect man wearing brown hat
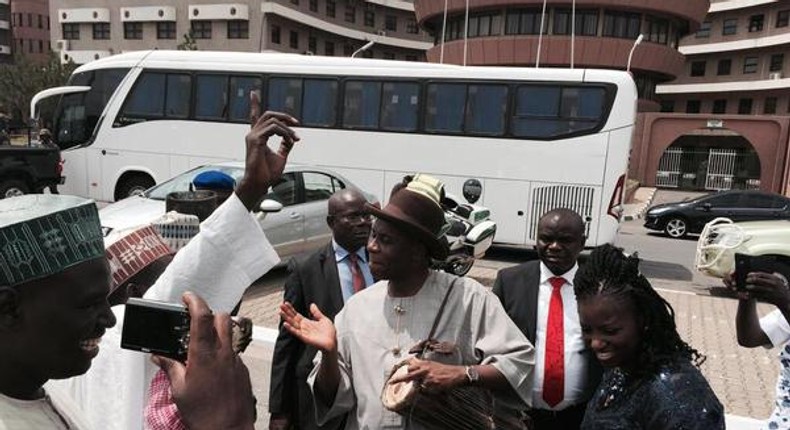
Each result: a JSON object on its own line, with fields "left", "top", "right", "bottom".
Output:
{"left": 280, "top": 174, "right": 535, "bottom": 429}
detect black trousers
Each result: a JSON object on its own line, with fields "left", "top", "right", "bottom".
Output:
{"left": 530, "top": 403, "right": 586, "bottom": 430}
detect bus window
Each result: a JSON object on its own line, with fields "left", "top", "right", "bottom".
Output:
{"left": 268, "top": 78, "right": 302, "bottom": 117}
{"left": 381, "top": 82, "right": 419, "bottom": 132}
{"left": 229, "top": 76, "right": 262, "bottom": 122}
{"left": 425, "top": 83, "right": 465, "bottom": 133}
{"left": 118, "top": 72, "right": 166, "bottom": 121}
{"left": 562, "top": 87, "right": 604, "bottom": 120}
{"left": 343, "top": 81, "right": 382, "bottom": 129}
{"left": 512, "top": 85, "right": 561, "bottom": 138}
{"left": 465, "top": 84, "right": 507, "bottom": 135}
{"left": 195, "top": 74, "right": 229, "bottom": 120}
{"left": 302, "top": 79, "right": 338, "bottom": 127}
{"left": 165, "top": 74, "right": 191, "bottom": 118}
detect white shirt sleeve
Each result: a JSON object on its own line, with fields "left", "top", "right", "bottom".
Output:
{"left": 759, "top": 309, "right": 790, "bottom": 347}
{"left": 307, "top": 309, "right": 356, "bottom": 425}
{"left": 143, "top": 193, "right": 280, "bottom": 312}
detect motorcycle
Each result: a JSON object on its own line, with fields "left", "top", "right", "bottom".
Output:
{"left": 434, "top": 193, "right": 497, "bottom": 276}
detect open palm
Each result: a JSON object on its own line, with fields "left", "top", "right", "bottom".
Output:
{"left": 280, "top": 302, "right": 337, "bottom": 353}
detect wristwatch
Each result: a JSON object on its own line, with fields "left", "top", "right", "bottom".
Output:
{"left": 465, "top": 365, "right": 480, "bottom": 385}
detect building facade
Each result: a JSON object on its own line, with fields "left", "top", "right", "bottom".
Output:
{"left": 48, "top": 0, "right": 432, "bottom": 64}
{"left": 629, "top": 0, "right": 790, "bottom": 194}
{"left": 414, "top": 0, "right": 710, "bottom": 109}
{"left": 0, "top": 0, "right": 10, "bottom": 63}
{"left": 10, "top": 0, "right": 52, "bottom": 64}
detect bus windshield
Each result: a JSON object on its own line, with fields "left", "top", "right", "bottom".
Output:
{"left": 53, "top": 68, "right": 129, "bottom": 150}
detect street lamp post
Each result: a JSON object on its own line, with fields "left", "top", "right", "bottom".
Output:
{"left": 351, "top": 40, "right": 375, "bottom": 58}
{"left": 626, "top": 34, "right": 644, "bottom": 73}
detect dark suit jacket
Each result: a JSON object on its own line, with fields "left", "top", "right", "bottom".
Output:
{"left": 492, "top": 260, "right": 602, "bottom": 407}
{"left": 269, "top": 243, "right": 346, "bottom": 430}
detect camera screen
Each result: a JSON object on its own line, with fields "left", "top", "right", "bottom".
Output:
{"left": 122, "top": 300, "right": 189, "bottom": 359}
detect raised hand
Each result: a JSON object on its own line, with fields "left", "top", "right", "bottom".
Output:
{"left": 236, "top": 91, "right": 300, "bottom": 211}
{"left": 280, "top": 302, "right": 337, "bottom": 353}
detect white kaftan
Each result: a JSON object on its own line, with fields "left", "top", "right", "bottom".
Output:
{"left": 50, "top": 193, "right": 280, "bottom": 430}
{"left": 308, "top": 270, "right": 535, "bottom": 429}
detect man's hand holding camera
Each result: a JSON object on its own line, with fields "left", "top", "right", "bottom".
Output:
{"left": 725, "top": 271, "right": 790, "bottom": 309}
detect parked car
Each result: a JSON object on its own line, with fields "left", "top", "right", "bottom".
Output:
{"left": 99, "top": 162, "right": 377, "bottom": 260}
{"left": 0, "top": 145, "right": 63, "bottom": 198}
{"left": 644, "top": 190, "right": 790, "bottom": 238}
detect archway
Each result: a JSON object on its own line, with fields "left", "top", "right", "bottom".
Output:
{"left": 655, "top": 129, "right": 760, "bottom": 191}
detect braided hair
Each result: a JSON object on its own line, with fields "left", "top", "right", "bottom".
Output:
{"left": 574, "top": 244, "right": 705, "bottom": 376}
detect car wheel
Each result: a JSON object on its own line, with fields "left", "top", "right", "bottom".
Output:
{"left": 0, "top": 179, "right": 29, "bottom": 199}
{"left": 664, "top": 217, "right": 688, "bottom": 238}
{"left": 115, "top": 175, "right": 155, "bottom": 201}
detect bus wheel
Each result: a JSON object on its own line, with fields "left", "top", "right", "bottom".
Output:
{"left": 115, "top": 174, "right": 154, "bottom": 201}
{"left": 0, "top": 179, "right": 29, "bottom": 199}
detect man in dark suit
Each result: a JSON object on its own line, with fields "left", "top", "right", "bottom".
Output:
{"left": 269, "top": 188, "right": 374, "bottom": 430}
{"left": 493, "top": 208, "right": 600, "bottom": 430}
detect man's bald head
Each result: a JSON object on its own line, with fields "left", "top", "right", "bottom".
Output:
{"left": 538, "top": 208, "right": 585, "bottom": 237}
{"left": 327, "top": 189, "right": 371, "bottom": 252}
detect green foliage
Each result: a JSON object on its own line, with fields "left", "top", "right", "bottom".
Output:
{"left": 177, "top": 31, "right": 199, "bottom": 51}
{"left": 0, "top": 52, "right": 76, "bottom": 125}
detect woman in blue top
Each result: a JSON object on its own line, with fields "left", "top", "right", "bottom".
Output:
{"left": 574, "top": 244, "right": 724, "bottom": 430}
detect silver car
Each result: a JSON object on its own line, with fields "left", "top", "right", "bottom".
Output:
{"left": 99, "top": 162, "right": 377, "bottom": 260}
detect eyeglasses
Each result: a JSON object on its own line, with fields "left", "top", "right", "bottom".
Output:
{"left": 331, "top": 211, "right": 372, "bottom": 223}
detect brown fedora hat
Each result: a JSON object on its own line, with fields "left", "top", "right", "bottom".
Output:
{"left": 365, "top": 174, "right": 448, "bottom": 260}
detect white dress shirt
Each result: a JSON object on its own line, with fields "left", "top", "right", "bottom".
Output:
{"left": 531, "top": 262, "right": 589, "bottom": 410}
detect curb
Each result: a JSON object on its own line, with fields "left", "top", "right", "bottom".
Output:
{"left": 622, "top": 188, "right": 658, "bottom": 221}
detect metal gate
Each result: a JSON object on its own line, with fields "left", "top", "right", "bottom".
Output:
{"left": 656, "top": 147, "right": 682, "bottom": 188}
{"left": 705, "top": 149, "right": 737, "bottom": 191}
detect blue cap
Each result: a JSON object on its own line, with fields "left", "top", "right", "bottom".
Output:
{"left": 192, "top": 170, "right": 236, "bottom": 191}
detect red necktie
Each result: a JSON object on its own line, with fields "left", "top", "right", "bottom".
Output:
{"left": 543, "top": 276, "right": 565, "bottom": 407}
{"left": 348, "top": 253, "right": 365, "bottom": 293}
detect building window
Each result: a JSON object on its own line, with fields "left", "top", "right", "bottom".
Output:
{"left": 345, "top": 5, "right": 355, "bottom": 23}
{"left": 308, "top": 36, "right": 317, "bottom": 54}
{"left": 506, "top": 9, "right": 545, "bottom": 35}
{"left": 124, "top": 22, "right": 143, "bottom": 40}
{"left": 191, "top": 21, "right": 212, "bottom": 39}
{"left": 778, "top": 10, "right": 790, "bottom": 28}
{"left": 765, "top": 97, "right": 777, "bottom": 114}
{"left": 157, "top": 22, "right": 176, "bottom": 39}
{"left": 325, "top": 41, "right": 334, "bottom": 56}
{"left": 362, "top": 50, "right": 373, "bottom": 58}
{"left": 326, "top": 0, "right": 336, "bottom": 18}
{"left": 696, "top": 21, "right": 711, "bottom": 38}
{"left": 712, "top": 99, "right": 727, "bottom": 114}
{"left": 383, "top": 52, "right": 395, "bottom": 60}
{"left": 468, "top": 13, "right": 501, "bottom": 37}
{"left": 602, "top": 11, "right": 641, "bottom": 39}
{"left": 686, "top": 100, "right": 701, "bottom": 114}
{"left": 385, "top": 15, "right": 397, "bottom": 32}
{"left": 27, "top": 13, "right": 32, "bottom": 27}
{"left": 289, "top": 30, "right": 299, "bottom": 49}
{"left": 38, "top": 40, "right": 44, "bottom": 53}
{"left": 271, "top": 25, "right": 281, "bottom": 44}
{"left": 743, "top": 57, "right": 758, "bottom": 74}
{"left": 309, "top": 0, "right": 318, "bottom": 12}
{"left": 659, "top": 100, "right": 675, "bottom": 113}
{"left": 770, "top": 54, "right": 784, "bottom": 72}
{"left": 749, "top": 14, "right": 764, "bottom": 32}
{"left": 344, "top": 44, "right": 354, "bottom": 56}
{"left": 291, "top": 0, "right": 299, "bottom": 5}
{"left": 227, "top": 21, "right": 249, "bottom": 39}
{"left": 738, "top": 98, "right": 753, "bottom": 114}
{"left": 717, "top": 59, "right": 731, "bottom": 75}
{"left": 364, "top": 10, "right": 375, "bottom": 27}
{"left": 406, "top": 18, "right": 419, "bottom": 34}
{"left": 723, "top": 18, "right": 737, "bottom": 35}
{"left": 38, "top": 15, "right": 43, "bottom": 29}
{"left": 92, "top": 23, "right": 110, "bottom": 40}
{"left": 645, "top": 16, "right": 669, "bottom": 44}
{"left": 62, "top": 23, "right": 80, "bottom": 40}
{"left": 553, "top": 9, "right": 597, "bottom": 36}
{"left": 690, "top": 61, "right": 706, "bottom": 77}
{"left": 405, "top": 55, "right": 418, "bottom": 61}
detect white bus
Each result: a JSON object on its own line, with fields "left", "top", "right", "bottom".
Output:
{"left": 33, "top": 50, "right": 636, "bottom": 247}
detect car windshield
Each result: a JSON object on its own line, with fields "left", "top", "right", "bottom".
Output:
{"left": 145, "top": 165, "right": 244, "bottom": 200}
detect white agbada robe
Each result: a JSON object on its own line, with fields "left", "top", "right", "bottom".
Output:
{"left": 308, "top": 270, "right": 535, "bottom": 429}
{"left": 49, "top": 193, "right": 280, "bottom": 430}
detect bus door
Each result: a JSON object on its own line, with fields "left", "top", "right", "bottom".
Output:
{"left": 483, "top": 179, "right": 532, "bottom": 246}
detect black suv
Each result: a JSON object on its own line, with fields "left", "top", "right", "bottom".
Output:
{"left": 644, "top": 190, "right": 790, "bottom": 238}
